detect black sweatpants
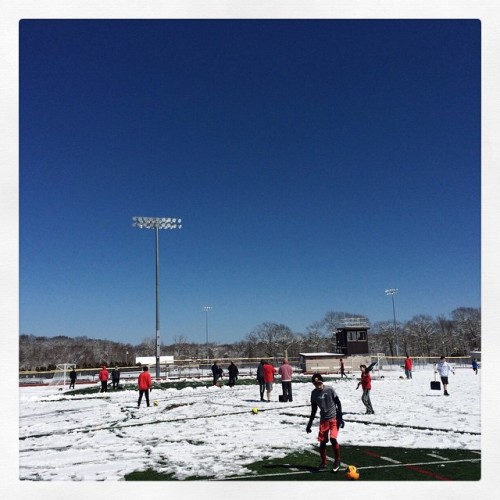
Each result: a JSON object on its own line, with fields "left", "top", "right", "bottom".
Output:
{"left": 138, "top": 389, "right": 150, "bottom": 407}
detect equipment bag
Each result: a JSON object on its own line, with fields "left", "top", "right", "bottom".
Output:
{"left": 430, "top": 372, "right": 441, "bottom": 390}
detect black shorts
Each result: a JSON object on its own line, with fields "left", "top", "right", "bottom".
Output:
{"left": 440, "top": 376, "right": 449, "bottom": 385}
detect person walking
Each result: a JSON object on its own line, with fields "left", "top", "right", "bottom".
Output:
{"left": 435, "top": 355, "right": 455, "bottom": 396}
{"left": 98, "top": 365, "right": 109, "bottom": 393}
{"left": 227, "top": 361, "right": 239, "bottom": 387}
{"left": 471, "top": 358, "right": 478, "bottom": 375}
{"left": 356, "top": 364, "right": 374, "bottom": 414}
{"left": 111, "top": 365, "right": 120, "bottom": 390}
{"left": 339, "top": 358, "right": 346, "bottom": 378}
{"left": 137, "top": 366, "right": 153, "bottom": 408}
{"left": 263, "top": 360, "right": 276, "bottom": 402}
{"left": 211, "top": 361, "right": 221, "bottom": 385}
{"left": 256, "top": 360, "right": 266, "bottom": 401}
{"left": 278, "top": 359, "right": 293, "bottom": 402}
{"left": 306, "top": 373, "right": 344, "bottom": 472}
{"left": 69, "top": 367, "right": 77, "bottom": 389}
{"left": 404, "top": 355, "right": 413, "bottom": 379}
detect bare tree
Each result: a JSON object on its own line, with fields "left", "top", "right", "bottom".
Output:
{"left": 245, "top": 322, "right": 295, "bottom": 358}
{"left": 405, "top": 315, "right": 436, "bottom": 357}
{"left": 451, "top": 307, "right": 481, "bottom": 354}
{"left": 304, "top": 321, "right": 329, "bottom": 352}
{"left": 371, "top": 321, "right": 399, "bottom": 357}
{"left": 172, "top": 335, "right": 190, "bottom": 359}
{"left": 434, "top": 315, "right": 454, "bottom": 356}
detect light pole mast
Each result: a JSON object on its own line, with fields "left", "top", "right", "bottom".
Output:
{"left": 385, "top": 288, "right": 399, "bottom": 357}
{"left": 133, "top": 216, "right": 182, "bottom": 379}
{"left": 202, "top": 306, "right": 212, "bottom": 363}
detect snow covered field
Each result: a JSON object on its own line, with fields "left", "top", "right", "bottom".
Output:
{"left": 19, "top": 367, "right": 480, "bottom": 482}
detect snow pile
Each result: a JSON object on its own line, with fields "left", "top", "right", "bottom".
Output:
{"left": 19, "top": 367, "right": 480, "bottom": 481}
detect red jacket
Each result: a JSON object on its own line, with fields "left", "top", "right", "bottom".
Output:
{"left": 138, "top": 371, "right": 152, "bottom": 391}
{"left": 360, "top": 372, "right": 372, "bottom": 390}
{"left": 404, "top": 358, "right": 413, "bottom": 370}
{"left": 99, "top": 367, "right": 109, "bottom": 381}
{"left": 263, "top": 363, "right": 276, "bottom": 383}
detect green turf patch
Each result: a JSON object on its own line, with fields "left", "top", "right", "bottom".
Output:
{"left": 65, "top": 376, "right": 322, "bottom": 396}
{"left": 125, "top": 445, "right": 480, "bottom": 481}
{"left": 125, "top": 468, "right": 177, "bottom": 481}
{"left": 237, "top": 446, "right": 480, "bottom": 481}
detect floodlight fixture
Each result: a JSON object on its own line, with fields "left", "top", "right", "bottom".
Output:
{"left": 133, "top": 215, "right": 182, "bottom": 378}
{"left": 132, "top": 216, "right": 182, "bottom": 230}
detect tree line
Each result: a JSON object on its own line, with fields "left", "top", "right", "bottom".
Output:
{"left": 19, "top": 306, "right": 480, "bottom": 371}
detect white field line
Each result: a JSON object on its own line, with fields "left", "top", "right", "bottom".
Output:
{"left": 427, "top": 453, "right": 450, "bottom": 460}
{"left": 358, "top": 458, "right": 480, "bottom": 470}
{"left": 220, "top": 458, "right": 481, "bottom": 480}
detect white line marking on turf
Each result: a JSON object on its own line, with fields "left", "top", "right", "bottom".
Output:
{"left": 358, "top": 458, "right": 480, "bottom": 470}
{"left": 427, "top": 453, "right": 449, "bottom": 460}
{"left": 379, "top": 456, "right": 400, "bottom": 464}
{"left": 220, "top": 458, "right": 481, "bottom": 481}
{"left": 221, "top": 458, "right": 481, "bottom": 480}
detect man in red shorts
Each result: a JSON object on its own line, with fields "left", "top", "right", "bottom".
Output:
{"left": 262, "top": 360, "right": 276, "bottom": 402}
{"left": 306, "top": 373, "right": 344, "bottom": 472}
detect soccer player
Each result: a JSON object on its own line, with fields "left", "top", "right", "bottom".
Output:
{"left": 263, "top": 360, "right": 276, "bottom": 402}
{"left": 356, "top": 364, "right": 374, "bottom": 414}
{"left": 404, "top": 355, "right": 413, "bottom": 379}
{"left": 227, "top": 361, "right": 239, "bottom": 387}
{"left": 211, "top": 361, "right": 221, "bottom": 385}
{"left": 435, "top": 355, "right": 455, "bottom": 396}
{"left": 256, "top": 360, "right": 266, "bottom": 401}
{"left": 137, "top": 366, "right": 153, "bottom": 408}
{"left": 111, "top": 365, "right": 120, "bottom": 390}
{"left": 69, "top": 367, "right": 77, "bottom": 389}
{"left": 339, "top": 358, "right": 346, "bottom": 378}
{"left": 278, "top": 358, "right": 293, "bottom": 402}
{"left": 306, "top": 373, "right": 344, "bottom": 472}
{"left": 471, "top": 358, "right": 478, "bottom": 375}
{"left": 98, "top": 365, "right": 109, "bottom": 392}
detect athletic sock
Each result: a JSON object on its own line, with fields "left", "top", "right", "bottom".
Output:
{"left": 333, "top": 443, "right": 340, "bottom": 463}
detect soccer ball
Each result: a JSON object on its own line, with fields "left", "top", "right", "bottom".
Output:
{"left": 345, "top": 465, "right": 360, "bottom": 480}
{"left": 153, "top": 400, "right": 159, "bottom": 406}
{"left": 251, "top": 407, "right": 259, "bottom": 414}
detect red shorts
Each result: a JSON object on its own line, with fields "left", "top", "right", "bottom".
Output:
{"left": 317, "top": 418, "right": 339, "bottom": 442}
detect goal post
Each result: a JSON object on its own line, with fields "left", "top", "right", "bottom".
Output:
{"left": 370, "top": 353, "right": 388, "bottom": 378}
{"left": 48, "top": 363, "right": 76, "bottom": 388}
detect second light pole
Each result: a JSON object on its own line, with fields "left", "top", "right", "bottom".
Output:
{"left": 385, "top": 288, "right": 399, "bottom": 357}
{"left": 202, "top": 306, "right": 212, "bottom": 363}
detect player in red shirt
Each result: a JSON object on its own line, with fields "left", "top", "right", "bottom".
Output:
{"left": 263, "top": 361, "right": 276, "bottom": 402}
{"left": 98, "top": 366, "right": 109, "bottom": 393}
{"left": 404, "top": 355, "right": 413, "bottom": 379}
{"left": 137, "top": 366, "right": 153, "bottom": 408}
{"left": 356, "top": 364, "right": 374, "bottom": 414}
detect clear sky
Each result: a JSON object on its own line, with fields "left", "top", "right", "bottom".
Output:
{"left": 19, "top": 19, "right": 481, "bottom": 346}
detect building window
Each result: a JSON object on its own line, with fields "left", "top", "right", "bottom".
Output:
{"left": 347, "top": 330, "right": 367, "bottom": 341}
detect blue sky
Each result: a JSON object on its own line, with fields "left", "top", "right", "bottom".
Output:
{"left": 19, "top": 19, "right": 481, "bottom": 346}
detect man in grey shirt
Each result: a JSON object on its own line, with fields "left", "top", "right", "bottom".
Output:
{"left": 306, "top": 373, "right": 344, "bottom": 472}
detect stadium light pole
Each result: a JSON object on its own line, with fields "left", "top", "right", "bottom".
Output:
{"left": 385, "top": 288, "right": 399, "bottom": 357}
{"left": 202, "top": 306, "right": 212, "bottom": 364}
{"left": 132, "top": 216, "right": 182, "bottom": 379}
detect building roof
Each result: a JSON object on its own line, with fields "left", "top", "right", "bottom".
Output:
{"left": 336, "top": 317, "right": 370, "bottom": 328}
{"left": 299, "top": 353, "right": 339, "bottom": 357}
